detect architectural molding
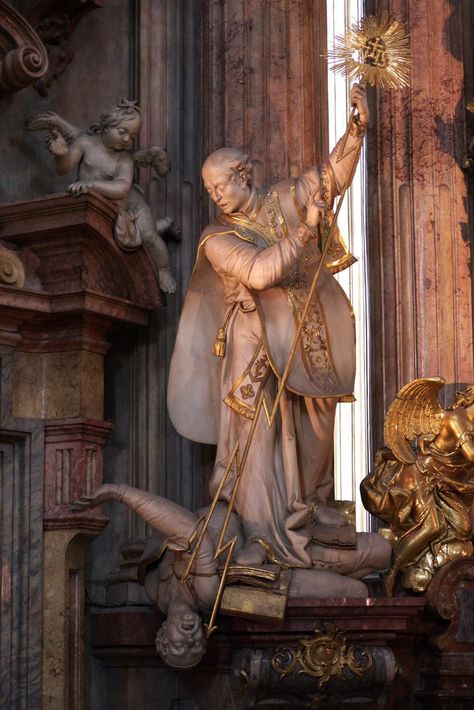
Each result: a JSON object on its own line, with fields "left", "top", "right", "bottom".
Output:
{"left": 0, "top": 0, "right": 48, "bottom": 93}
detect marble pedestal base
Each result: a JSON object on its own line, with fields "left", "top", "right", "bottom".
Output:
{"left": 90, "top": 597, "right": 434, "bottom": 709}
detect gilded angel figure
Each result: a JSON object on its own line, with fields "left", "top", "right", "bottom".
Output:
{"left": 361, "top": 377, "right": 474, "bottom": 596}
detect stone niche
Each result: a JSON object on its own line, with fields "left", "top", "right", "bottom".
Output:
{"left": 0, "top": 190, "right": 163, "bottom": 710}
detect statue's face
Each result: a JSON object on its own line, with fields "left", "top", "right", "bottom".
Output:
{"left": 160, "top": 604, "right": 206, "bottom": 667}
{"left": 103, "top": 114, "right": 141, "bottom": 151}
{"left": 202, "top": 162, "right": 250, "bottom": 214}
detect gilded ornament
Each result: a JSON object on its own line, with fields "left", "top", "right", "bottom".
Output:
{"left": 361, "top": 378, "right": 474, "bottom": 596}
{"left": 272, "top": 622, "right": 373, "bottom": 688}
{"left": 327, "top": 12, "right": 412, "bottom": 89}
{"left": 240, "top": 384, "right": 255, "bottom": 400}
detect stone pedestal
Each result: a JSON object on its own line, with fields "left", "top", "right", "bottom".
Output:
{"left": 90, "top": 597, "right": 430, "bottom": 709}
{"left": 0, "top": 191, "right": 163, "bottom": 709}
{"left": 90, "top": 580, "right": 474, "bottom": 708}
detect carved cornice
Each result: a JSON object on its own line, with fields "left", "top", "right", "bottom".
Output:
{"left": 0, "top": 192, "right": 164, "bottom": 348}
{"left": 0, "top": 0, "right": 48, "bottom": 93}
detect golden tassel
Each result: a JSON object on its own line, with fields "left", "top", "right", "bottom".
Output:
{"left": 213, "top": 327, "right": 227, "bottom": 357}
{"left": 213, "top": 303, "right": 236, "bottom": 358}
{"left": 339, "top": 393, "right": 356, "bottom": 403}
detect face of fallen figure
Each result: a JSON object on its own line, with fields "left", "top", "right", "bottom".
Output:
{"left": 155, "top": 598, "right": 207, "bottom": 668}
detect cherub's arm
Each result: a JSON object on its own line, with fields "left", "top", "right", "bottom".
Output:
{"left": 26, "top": 111, "right": 84, "bottom": 175}
{"left": 51, "top": 132, "right": 86, "bottom": 174}
{"left": 447, "top": 414, "right": 474, "bottom": 462}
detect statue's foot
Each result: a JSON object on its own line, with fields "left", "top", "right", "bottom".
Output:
{"left": 235, "top": 541, "right": 267, "bottom": 566}
{"left": 311, "top": 504, "right": 347, "bottom": 527}
{"left": 71, "top": 483, "right": 118, "bottom": 512}
{"left": 159, "top": 268, "right": 177, "bottom": 294}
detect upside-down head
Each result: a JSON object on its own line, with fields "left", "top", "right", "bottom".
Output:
{"left": 155, "top": 600, "right": 206, "bottom": 669}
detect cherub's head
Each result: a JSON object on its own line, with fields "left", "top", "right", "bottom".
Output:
{"left": 155, "top": 599, "right": 206, "bottom": 669}
{"left": 202, "top": 147, "right": 253, "bottom": 214}
{"left": 89, "top": 99, "right": 142, "bottom": 151}
{"left": 448, "top": 385, "right": 474, "bottom": 411}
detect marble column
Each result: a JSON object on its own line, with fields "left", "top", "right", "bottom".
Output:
{"left": 0, "top": 347, "right": 44, "bottom": 710}
{"left": 366, "top": 0, "right": 474, "bottom": 445}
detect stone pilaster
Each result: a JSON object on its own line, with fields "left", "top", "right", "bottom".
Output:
{"left": 366, "top": 0, "right": 474, "bottom": 445}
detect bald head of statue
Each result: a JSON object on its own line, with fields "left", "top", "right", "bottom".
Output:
{"left": 202, "top": 147, "right": 253, "bottom": 214}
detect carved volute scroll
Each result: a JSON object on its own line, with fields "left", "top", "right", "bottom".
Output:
{"left": 27, "top": 0, "right": 106, "bottom": 96}
{"left": 0, "top": 0, "right": 48, "bottom": 93}
{"left": 0, "top": 245, "right": 25, "bottom": 287}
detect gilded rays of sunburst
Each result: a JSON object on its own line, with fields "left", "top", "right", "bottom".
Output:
{"left": 327, "top": 12, "right": 411, "bottom": 89}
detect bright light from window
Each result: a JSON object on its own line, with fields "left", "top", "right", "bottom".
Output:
{"left": 327, "top": 0, "right": 371, "bottom": 532}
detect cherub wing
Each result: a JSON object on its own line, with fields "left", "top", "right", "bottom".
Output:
{"left": 25, "top": 111, "right": 82, "bottom": 143}
{"left": 133, "top": 146, "right": 171, "bottom": 177}
{"left": 384, "top": 377, "right": 446, "bottom": 464}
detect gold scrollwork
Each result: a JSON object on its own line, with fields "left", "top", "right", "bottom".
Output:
{"left": 272, "top": 622, "right": 373, "bottom": 688}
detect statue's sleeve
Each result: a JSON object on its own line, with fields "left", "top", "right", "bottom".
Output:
{"left": 296, "top": 116, "right": 367, "bottom": 210}
{"left": 204, "top": 230, "right": 307, "bottom": 291}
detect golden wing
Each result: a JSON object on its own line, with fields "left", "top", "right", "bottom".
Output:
{"left": 384, "top": 377, "right": 446, "bottom": 464}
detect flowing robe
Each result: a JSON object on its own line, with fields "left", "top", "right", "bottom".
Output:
{"left": 169, "top": 125, "right": 365, "bottom": 567}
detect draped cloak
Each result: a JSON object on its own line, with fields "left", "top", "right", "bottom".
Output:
{"left": 168, "top": 148, "right": 362, "bottom": 567}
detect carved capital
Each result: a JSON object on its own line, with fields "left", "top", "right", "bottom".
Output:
{"left": 0, "top": 0, "right": 48, "bottom": 92}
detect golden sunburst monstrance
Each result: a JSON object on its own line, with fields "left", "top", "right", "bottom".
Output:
{"left": 327, "top": 12, "right": 411, "bottom": 89}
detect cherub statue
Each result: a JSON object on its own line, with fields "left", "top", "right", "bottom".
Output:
{"left": 26, "top": 99, "right": 177, "bottom": 294}
{"left": 73, "top": 483, "right": 388, "bottom": 668}
{"left": 361, "top": 378, "right": 474, "bottom": 597}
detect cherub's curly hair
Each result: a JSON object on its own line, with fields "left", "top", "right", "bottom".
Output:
{"left": 202, "top": 147, "right": 253, "bottom": 184}
{"left": 88, "top": 99, "right": 141, "bottom": 135}
{"left": 447, "top": 385, "right": 474, "bottom": 410}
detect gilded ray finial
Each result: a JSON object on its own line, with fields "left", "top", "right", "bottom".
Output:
{"left": 327, "top": 11, "right": 411, "bottom": 89}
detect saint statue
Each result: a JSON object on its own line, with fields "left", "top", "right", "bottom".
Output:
{"left": 72, "top": 84, "right": 391, "bottom": 669}
{"left": 168, "top": 84, "right": 390, "bottom": 574}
